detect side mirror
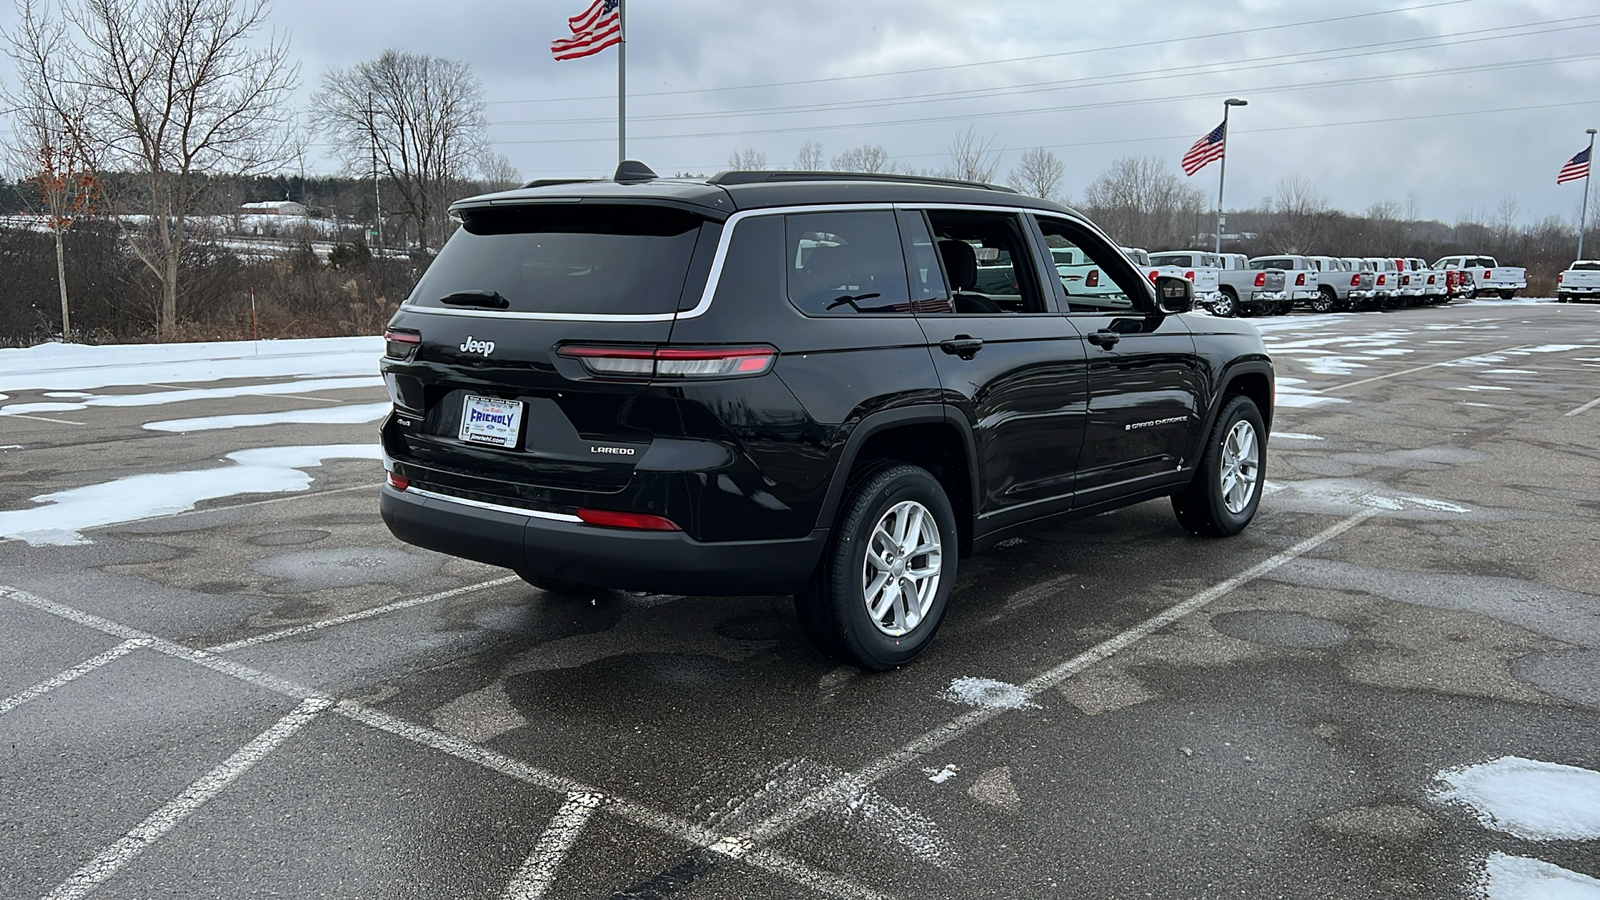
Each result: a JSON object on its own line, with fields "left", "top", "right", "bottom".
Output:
{"left": 1153, "top": 274, "right": 1193, "bottom": 314}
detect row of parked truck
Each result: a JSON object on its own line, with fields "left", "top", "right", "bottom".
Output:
{"left": 1117, "top": 250, "right": 1529, "bottom": 317}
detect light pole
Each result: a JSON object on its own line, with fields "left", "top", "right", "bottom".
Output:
{"left": 1579, "top": 127, "right": 1597, "bottom": 261}
{"left": 1215, "top": 98, "right": 1247, "bottom": 254}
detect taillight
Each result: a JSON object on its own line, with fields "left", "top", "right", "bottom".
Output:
{"left": 1350, "top": 274, "right": 1360, "bottom": 287}
{"left": 1086, "top": 269, "right": 1100, "bottom": 288}
{"left": 1254, "top": 272, "right": 1266, "bottom": 287}
{"left": 558, "top": 345, "right": 777, "bottom": 381}
{"left": 1377, "top": 274, "right": 1387, "bottom": 285}
{"left": 1558, "top": 272, "right": 1564, "bottom": 283}
{"left": 383, "top": 330, "right": 421, "bottom": 360}
{"left": 1184, "top": 270, "right": 1196, "bottom": 281}
{"left": 1428, "top": 275, "right": 1436, "bottom": 284}
{"left": 386, "top": 472, "right": 410, "bottom": 491}
{"left": 1295, "top": 273, "right": 1306, "bottom": 286}
{"left": 1147, "top": 270, "right": 1159, "bottom": 283}
{"left": 576, "top": 508, "right": 681, "bottom": 531}
{"left": 1484, "top": 269, "right": 1493, "bottom": 280}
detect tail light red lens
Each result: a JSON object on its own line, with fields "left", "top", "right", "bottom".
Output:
{"left": 1484, "top": 269, "right": 1493, "bottom": 280}
{"left": 1086, "top": 269, "right": 1100, "bottom": 288}
{"left": 1558, "top": 273, "right": 1564, "bottom": 283}
{"left": 576, "top": 508, "right": 681, "bottom": 531}
{"left": 1350, "top": 274, "right": 1360, "bottom": 287}
{"left": 1295, "top": 273, "right": 1306, "bottom": 286}
{"left": 558, "top": 345, "right": 777, "bottom": 380}
{"left": 386, "top": 472, "right": 410, "bottom": 491}
{"left": 1378, "top": 274, "right": 1387, "bottom": 285}
{"left": 383, "top": 330, "right": 421, "bottom": 360}
{"left": 1184, "top": 270, "right": 1196, "bottom": 281}
{"left": 1254, "top": 272, "right": 1266, "bottom": 287}
{"left": 1147, "top": 270, "right": 1159, "bottom": 283}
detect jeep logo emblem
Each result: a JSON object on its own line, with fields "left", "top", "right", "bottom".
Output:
{"left": 459, "top": 336, "right": 495, "bottom": 356}
{"left": 591, "top": 445, "right": 635, "bottom": 456}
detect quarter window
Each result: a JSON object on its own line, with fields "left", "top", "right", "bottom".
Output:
{"left": 784, "top": 211, "right": 911, "bottom": 316}
{"left": 1034, "top": 217, "right": 1139, "bottom": 313}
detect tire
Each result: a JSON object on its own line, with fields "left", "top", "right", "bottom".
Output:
{"left": 1310, "top": 287, "right": 1336, "bottom": 314}
{"left": 795, "top": 463, "right": 958, "bottom": 670}
{"left": 1172, "top": 395, "right": 1265, "bottom": 538}
{"left": 515, "top": 570, "right": 599, "bottom": 596}
{"left": 1211, "top": 288, "right": 1238, "bottom": 318}
{"left": 1274, "top": 298, "right": 1293, "bottom": 316}
{"left": 1499, "top": 290, "right": 1515, "bottom": 300}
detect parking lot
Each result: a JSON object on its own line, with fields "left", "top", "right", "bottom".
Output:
{"left": 3, "top": 297, "right": 1598, "bottom": 900}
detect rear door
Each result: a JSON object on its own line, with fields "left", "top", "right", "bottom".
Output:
{"left": 910, "top": 207, "right": 1087, "bottom": 519}
{"left": 381, "top": 201, "right": 718, "bottom": 500}
{"left": 1033, "top": 214, "right": 1203, "bottom": 504}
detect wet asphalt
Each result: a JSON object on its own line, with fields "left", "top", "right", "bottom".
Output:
{"left": 1, "top": 298, "right": 1598, "bottom": 900}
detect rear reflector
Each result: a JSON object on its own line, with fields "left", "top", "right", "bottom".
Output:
{"left": 559, "top": 345, "right": 776, "bottom": 380}
{"left": 387, "top": 472, "right": 410, "bottom": 491}
{"left": 576, "top": 508, "right": 681, "bottom": 531}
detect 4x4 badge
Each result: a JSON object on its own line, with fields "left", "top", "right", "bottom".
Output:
{"left": 459, "top": 336, "right": 495, "bottom": 356}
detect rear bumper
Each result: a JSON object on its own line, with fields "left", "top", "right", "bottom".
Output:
{"left": 380, "top": 484, "right": 826, "bottom": 595}
{"left": 1248, "top": 290, "right": 1287, "bottom": 302}
{"left": 1349, "top": 290, "right": 1375, "bottom": 299}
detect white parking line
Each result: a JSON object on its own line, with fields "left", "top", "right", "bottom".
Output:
{"left": 1318, "top": 346, "right": 1531, "bottom": 393}
{"left": 504, "top": 792, "right": 606, "bottom": 900}
{"left": 44, "top": 696, "right": 332, "bottom": 900}
{"left": 726, "top": 509, "right": 1378, "bottom": 851}
{"left": 0, "top": 638, "right": 149, "bottom": 716}
{"left": 1566, "top": 395, "right": 1600, "bottom": 417}
{"left": 2, "top": 411, "right": 85, "bottom": 425}
{"left": 205, "top": 576, "right": 519, "bottom": 653}
{"left": 0, "top": 585, "right": 893, "bottom": 900}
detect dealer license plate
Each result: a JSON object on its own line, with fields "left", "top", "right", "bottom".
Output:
{"left": 459, "top": 395, "right": 523, "bottom": 448}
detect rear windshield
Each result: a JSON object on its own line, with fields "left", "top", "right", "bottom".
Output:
{"left": 1574, "top": 262, "right": 1600, "bottom": 271}
{"left": 407, "top": 204, "right": 706, "bottom": 315}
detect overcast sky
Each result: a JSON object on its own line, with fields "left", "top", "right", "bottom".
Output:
{"left": 11, "top": 0, "right": 1600, "bottom": 224}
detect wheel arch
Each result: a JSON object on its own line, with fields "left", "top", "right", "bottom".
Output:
{"left": 1197, "top": 359, "right": 1275, "bottom": 454}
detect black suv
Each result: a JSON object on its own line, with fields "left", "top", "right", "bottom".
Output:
{"left": 379, "top": 164, "right": 1273, "bottom": 670}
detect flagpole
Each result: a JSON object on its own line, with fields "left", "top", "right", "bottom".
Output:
{"left": 1215, "top": 98, "right": 1246, "bottom": 254}
{"left": 618, "top": 0, "right": 626, "bottom": 166}
{"left": 1580, "top": 128, "right": 1597, "bottom": 261}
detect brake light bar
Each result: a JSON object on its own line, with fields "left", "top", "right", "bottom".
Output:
{"left": 558, "top": 344, "right": 777, "bottom": 380}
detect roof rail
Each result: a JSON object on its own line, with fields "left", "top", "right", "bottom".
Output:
{"left": 707, "top": 170, "right": 1018, "bottom": 193}
{"left": 518, "top": 178, "right": 601, "bottom": 189}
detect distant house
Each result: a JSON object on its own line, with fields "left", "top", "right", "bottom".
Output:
{"left": 240, "top": 200, "right": 309, "bottom": 217}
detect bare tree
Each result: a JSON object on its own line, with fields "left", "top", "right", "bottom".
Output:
{"left": 831, "top": 144, "right": 890, "bottom": 173}
{"left": 1081, "top": 155, "right": 1206, "bottom": 249}
{"left": 727, "top": 147, "right": 768, "bottom": 170}
{"left": 1268, "top": 174, "right": 1329, "bottom": 252}
{"left": 1008, "top": 147, "right": 1065, "bottom": 202}
{"left": 5, "top": 0, "right": 299, "bottom": 337}
{"left": 946, "top": 126, "right": 999, "bottom": 183}
{"left": 478, "top": 152, "right": 522, "bottom": 192}
{"left": 313, "top": 51, "right": 488, "bottom": 253}
{"left": 794, "top": 141, "right": 824, "bottom": 171}
{"left": 1495, "top": 195, "right": 1521, "bottom": 236}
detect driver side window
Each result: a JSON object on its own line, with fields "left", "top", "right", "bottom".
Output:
{"left": 1033, "top": 217, "right": 1139, "bottom": 313}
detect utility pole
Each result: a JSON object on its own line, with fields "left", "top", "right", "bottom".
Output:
{"left": 369, "top": 92, "right": 383, "bottom": 250}
{"left": 1579, "top": 128, "right": 1597, "bottom": 261}
{"left": 1215, "top": 97, "right": 1247, "bottom": 255}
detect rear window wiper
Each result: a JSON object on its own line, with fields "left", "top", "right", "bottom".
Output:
{"left": 438, "top": 290, "right": 510, "bottom": 309}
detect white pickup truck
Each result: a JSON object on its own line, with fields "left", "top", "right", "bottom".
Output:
{"left": 1402, "top": 258, "right": 1447, "bottom": 304}
{"left": 1362, "top": 257, "right": 1406, "bottom": 308}
{"left": 1433, "top": 255, "right": 1527, "bottom": 299}
{"left": 1124, "top": 247, "right": 1224, "bottom": 312}
{"left": 1308, "top": 256, "right": 1375, "bottom": 312}
{"left": 1145, "top": 251, "right": 1293, "bottom": 318}
{"left": 1557, "top": 260, "right": 1600, "bottom": 301}
{"left": 1249, "top": 255, "right": 1320, "bottom": 313}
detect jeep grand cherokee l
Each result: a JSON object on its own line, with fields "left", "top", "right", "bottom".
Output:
{"left": 379, "top": 164, "right": 1274, "bottom": 670}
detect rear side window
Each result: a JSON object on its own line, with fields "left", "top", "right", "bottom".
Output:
{"left": 408, "top": 204, "right": 705, "bottom": 316}
{"left": 784, "top": 211, "right": 912, "bottom": 315}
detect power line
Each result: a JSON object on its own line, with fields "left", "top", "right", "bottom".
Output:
{"left": 487, "top": 14, "right": 1600, "bottom": 129}
{"left": 486, "top": 0, "right": 1482, "bottom": 105}
{"left": 482, "top": 52, "right": 1600, "bottom": 146}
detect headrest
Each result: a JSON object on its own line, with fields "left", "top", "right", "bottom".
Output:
{"left": 938, "top": 239, "right": 977, "bottom": 291}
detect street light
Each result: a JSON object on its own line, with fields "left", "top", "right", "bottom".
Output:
{"left": 1579, "top": 127, "right": 1597, "bottom": 261}
{"left": 1215, "top": 98, "right": 1247, "bottom": 255}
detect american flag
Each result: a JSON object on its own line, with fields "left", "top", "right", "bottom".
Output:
{"left": 1557, "top": 146, "right": 1592, "bottom": 185}
{"left": 552, "top": 0, "right": 621, "bottom": 61}
{"left": 1181, "top": 121, "right": 1227, "bottom": 176}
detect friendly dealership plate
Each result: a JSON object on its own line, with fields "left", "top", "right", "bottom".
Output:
{"left": 459, "top": 395, "right": 524, "bottom": 448}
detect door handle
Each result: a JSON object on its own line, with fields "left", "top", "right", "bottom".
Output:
{"left": 939, "top": 336, "right": 984, "bottom": 359}
{"left": 1086, "top": 330, "right": 1121, "bottom": 349}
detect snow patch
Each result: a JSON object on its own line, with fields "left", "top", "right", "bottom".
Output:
{"left": 941, "top": 676, "right": 1037, "bottom": 710}
{"left": 1481, "top": 853, "right": 1600, "bottom": 900}
{"left": 1272, "top": 432, "right": 1324, "bottom": 441}
{"left": 0, "top": 376, "right": 381, "bottom": 417}
{"left": 0, "top": 444, "right": 380, "bottom": 546}
{"left": 1436, "top": 756, "right": 1600, "bottom": 841}
{"left": 144, "top": 403, "right": 391, "bottom": 433}
{"left": 0, "top": 335, "right": 382, "bottom": 392}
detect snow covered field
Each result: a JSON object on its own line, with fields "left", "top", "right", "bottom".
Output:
{"left": 0, "top": 336, "right": 388, "bottom": 545}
